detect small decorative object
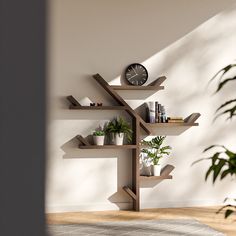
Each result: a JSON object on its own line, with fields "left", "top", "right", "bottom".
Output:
{"left": 90, "top": 102, "right": 96, "bottom": 106}
{"left": 97, "top": 102, "right": 103, "bottom": 106}
{"left": 93, "top": 130, "right": 105, "bottom": 146}
{"left": 105, "top": 117, "right": 132, "bottom": 145}
{"left": 146, "top": 101, "right": 155, "bottom": 123}
{"left": 125, "top": 63, "right": 148, "bottom": 86}
{"left": 141, "top": 136, "right": 171, "bottom": 176}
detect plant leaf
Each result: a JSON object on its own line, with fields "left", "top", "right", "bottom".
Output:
{"left": 216, "top": 99, "right": 236, "bottom": 113}
{"left": 203, "top": 145, "right": 224, "bottom": 152}
{"left": 205, "top": 165, "right": 215, "bottom": 181}
{"left": 213, "top": 159, "right": 226, "bottom": 183}
{"left": 221, "top": 169, "right": 231, "bottom": 180}
{"left": 215, "top": 76, "right": 236, "bottom": 93}
{"left": 209, "top": 64, "right": 236, "bottom": 84}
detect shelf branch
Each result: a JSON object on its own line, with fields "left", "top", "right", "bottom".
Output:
{"left": 67, "top": 95, "right": 81, "bottom": 108}
{"left": 184, "top": 113, "right": 201, "bottom": 124}
{"left": 123, "top": 186, "right": 137, "bottom": 200}
{"left": 148, "top": 76, "right": 167, "bottom": 86}
{"left": 76, "top": 135, "right": 91, "bottom": 146}
{"left": 160, "top": 164, "right": 175, "bottom": 176}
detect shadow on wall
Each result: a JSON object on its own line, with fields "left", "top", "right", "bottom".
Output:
{"left": 48, "top": 0, "right": 236, "bottom": 211}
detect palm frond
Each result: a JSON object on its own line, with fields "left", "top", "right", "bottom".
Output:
{"left": 215, "top": 76, "right": 236, "bottom": 93}
{"left": 215, "top": 99, "right": 236, "bottom": 113}
{"left": 214, "top": 105, "right": 236, "bottom": 121}
{"left": 209, "top": 63, "right": 236, "bottom": 84}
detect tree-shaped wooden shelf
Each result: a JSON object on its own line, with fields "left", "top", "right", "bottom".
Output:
{"left": 109, "top": 76, "right": 166, "bottom": 91}
{"left": 67, "top": 73, "right": 200, "bottom": 211}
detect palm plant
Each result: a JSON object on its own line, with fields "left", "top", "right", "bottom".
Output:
{"left": 105, "top": 117, "right": 132, "bottom": 142}
{"left": 141, "top": 136, "right": 171, "bottom": 165}
{"left": 194, "top": 62, "right": 236, "bottom": 218}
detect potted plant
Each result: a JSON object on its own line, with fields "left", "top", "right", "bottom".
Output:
{"left": 141, "top": 136, "right": 171, "bottom": 176}
{"left": 105, "top": 117, "right": 132, "bottom": 145}
{"left": 93, "top": 130, "right": 105, "bottom": 146}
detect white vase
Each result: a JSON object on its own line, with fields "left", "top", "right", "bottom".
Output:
{"left": 153, "top": 164, "right": 162, "bottom": 176}
{"left": 115, "top": 133, "right": 124, "bottom": 145}
{"left": 93, "top": 135, "right": 105, "bottom": 146}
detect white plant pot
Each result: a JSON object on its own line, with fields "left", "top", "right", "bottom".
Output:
{"left": 153, "top": 164, "right": 162, "bottom": 176}
{"left": 115, "top": 133, "right": 124, "bottom": 145}
{"left": 93, "top": 135, "right": 105, "bottom": 146}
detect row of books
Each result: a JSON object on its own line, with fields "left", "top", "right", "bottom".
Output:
{"left": 146, "top": 101, "right": 184, "bottom": 123}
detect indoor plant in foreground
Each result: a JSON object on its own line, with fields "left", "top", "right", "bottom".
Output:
{"left": 93, "top": 130, "right": 105, "bottom": 146}
{"left": 141, "top": 136, "right": 171, "bottom": 176}
{"left": 105, "top": 117, "right": 132, "bottom": 145}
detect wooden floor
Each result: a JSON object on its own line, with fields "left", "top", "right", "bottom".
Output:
{"left": 47, "top": 206, "right": 236, "bottom": 236}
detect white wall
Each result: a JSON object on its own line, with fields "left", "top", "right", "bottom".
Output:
{"left": 47, "top": 0, "right": 236, "bottom": 212}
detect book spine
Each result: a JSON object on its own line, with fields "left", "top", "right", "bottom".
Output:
{"left": 147, "top": 101, "right": 155, "bottom": 123}
{"left": 158, "top": 104, "right": 161, "bottom": 123}
{"left": 155, "top": 102, "right": 159, "bottom": 123}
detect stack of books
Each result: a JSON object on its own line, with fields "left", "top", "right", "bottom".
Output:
{"left": 167, "top": 117, "right": 184, "bottom": 123}
{"left": 146, "top": 101, "right": 167, "bottom": 123}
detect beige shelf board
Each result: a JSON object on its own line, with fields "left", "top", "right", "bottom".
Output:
{"left": 79, "top": 145, "right": 137, "bottom": 149}
{"left": 140, "top": 175, "right": 172, "bottom": 180}
{"left": 69, "top": 105, "right": 126, "bottom": 110}
{"left": 110, "top": 85, "right": 164, "bottom": 91}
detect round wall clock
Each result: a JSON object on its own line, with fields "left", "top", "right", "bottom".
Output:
{"left": 125, "top": 63, "right": 148, "bottom": 86}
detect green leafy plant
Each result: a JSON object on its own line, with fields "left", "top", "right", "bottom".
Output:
{"left": 105, "top": 117, "right": 132, "bottom": 142}
{"left": 141, "top": 136, "right": 171, "bottom": 165}
{"left": 93, "top": 130, "right": 105, "bottom": 136}
{"left": 194, "top": 62, "right": 236, "bottom": 218}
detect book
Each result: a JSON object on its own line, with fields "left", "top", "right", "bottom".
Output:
{"left": 167, "top": 117, "right": 183, "bottom": 120}
{"left": 155, "top": 102, "right": 159, "bottom": 123}
{"left": 168, "top": 120, "right": 184, "bottom": 123}
{"left": 146, "top": 101, "right": 155, "bottom": 123}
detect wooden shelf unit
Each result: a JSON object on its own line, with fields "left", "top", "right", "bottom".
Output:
{"left": 67, "top": 73, "right": 200, "bottom": 211}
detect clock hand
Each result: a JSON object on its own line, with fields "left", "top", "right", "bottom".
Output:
{"left": 131, "top": 66, "right": 137, "bottom": 75}
{"left": 128, "top": 74, "right": 138, "bottom": 79}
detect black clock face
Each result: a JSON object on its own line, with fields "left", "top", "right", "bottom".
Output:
{"left": 125, "top": 63, "right": 148, "bottom": 86}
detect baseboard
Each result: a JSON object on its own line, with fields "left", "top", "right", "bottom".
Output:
{"left": 141, "top": 199, "right": 225, "bottom": 209}
{"left": 46, "top": 199, "right": 225, "bottom": 213}
{"left": 46, "top": 202, "right": 133, "bottom": 213}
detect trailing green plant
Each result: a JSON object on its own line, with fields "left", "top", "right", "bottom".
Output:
{"left": 194, "top": 61, "right": 236, "bottom": 218}
{"left": 141, "top": 136, "right": 171, "bottom": 165}
{"left": 105, "top": 117, "right": 132, "bottom": 142}
{"left": 93, "top": 130, "right": 105, "bottom": 136}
